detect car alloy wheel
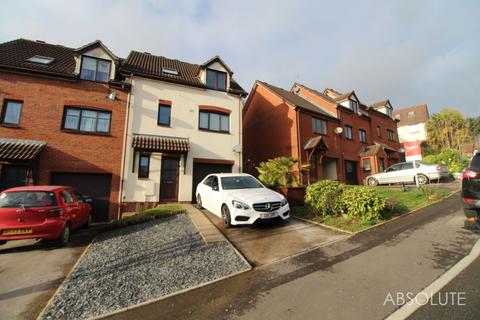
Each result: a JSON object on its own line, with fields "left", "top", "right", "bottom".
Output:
{"left": 197, "top": 194, "right": 203, "bottom": 209}
{"left": 368, "top": 178, "right": 379, "bottom": 186}
{"left": 221, "top": 205, "right": 231, "bottom": 228}
{"left": 417, "top": 174, "right": 429, "bottom": 185}
{"left": 58, "top": 224, "right": 71, "bottom": 247}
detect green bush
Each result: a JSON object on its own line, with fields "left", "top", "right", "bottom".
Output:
{"left": 339, "top": 186, "right": 386, "bottom": 222}
{"left": 305, "top": 180, "right": 344, "bottom": 217}
{"left": 305, "top": 181, "right": 386, "bottom": 222}
{"left": 257, "top": 157, "right": 309, "bottom": 188}
{"left": 423, "top": 149, "right": 468, "bottom": 173}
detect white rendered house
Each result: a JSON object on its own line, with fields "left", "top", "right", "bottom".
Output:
{"left": 119, "top": 52, "right": 246, "bottom": 211}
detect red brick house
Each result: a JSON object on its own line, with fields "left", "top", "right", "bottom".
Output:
{"left": 0, "top": 39, "right": 130, "bottom": 221}
{"left": 243, "top": 81, "right": 401, "bottom": 185}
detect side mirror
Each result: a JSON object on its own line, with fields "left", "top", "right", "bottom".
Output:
{"left": 212, "top": 186, "right": 219, "bottom": 192}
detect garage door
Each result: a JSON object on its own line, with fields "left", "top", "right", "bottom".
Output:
{"left": 192, "top": 163, "right": 232, "bottom": 202}
{"left": 51, "top": 173, "right": 112, "bottom": 222}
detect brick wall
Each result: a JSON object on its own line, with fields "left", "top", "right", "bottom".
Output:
{"left": 0, "top": 71, "right": 128, "bottom": 220}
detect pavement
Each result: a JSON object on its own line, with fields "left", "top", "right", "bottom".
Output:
{"left": 203, "top": 210, "right": 348, "bottom": 266}
{"left": 0, "top": 229, "right": 93, "bottom": 320}
{"left": 408, "top": 250, "right": 480, "bottom": 320}
{"left": 103, "top": 193, "right": 480, "bottom": 320}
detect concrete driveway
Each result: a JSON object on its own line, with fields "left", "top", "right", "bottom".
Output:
{"left": 0, "top": 230, "right": 92, "bottom": 320}
{"left": 203, "top": 210, "right": 349, "bottom": 266}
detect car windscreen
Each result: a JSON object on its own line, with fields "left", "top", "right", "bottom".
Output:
{"left": 221, "top": 176, "right": 264, "bottom": 190}
{"left": 0, "top": 191, "right": 58, "bottom": 208}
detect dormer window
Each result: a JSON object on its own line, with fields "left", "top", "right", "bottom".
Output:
{"left": 350, "top": 100, "right": 358, "bottom": 113}
{"left": 80, "top": 56, "right": 111, "bottom": 82}
{"left": 387, "top": 107, "right": 393, "bottom": 117}
{"left": 162, "top": 67, "right": 178, "bottom": 76}
{"left": 27, "top": 55, "right": 54, "bottom": 65}
{"left": 206, "top": 69, "right": 227, "bottom": 90}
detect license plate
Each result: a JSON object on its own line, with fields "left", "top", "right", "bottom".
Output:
{"left": 260, "top": 212, "right": 277, "bottom": 219}
{"left": 2, "top": 228, "right": 33, "bottom": 235}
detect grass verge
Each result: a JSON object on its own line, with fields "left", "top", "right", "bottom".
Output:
{"left": 292, "top": 187, "right": 452, "bottom": 233}
{"left": 96, "top": 205, "right": 186, "bottom": 233}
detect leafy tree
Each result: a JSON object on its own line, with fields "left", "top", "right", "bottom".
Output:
{"left": 256, "top": 157, "right": 309, "bottom": 188}
{"left": 426, "top": 108, "right": 472, "bottom": 152}
{"left": 468, "top": 117, "right": 480, "bottom": 140}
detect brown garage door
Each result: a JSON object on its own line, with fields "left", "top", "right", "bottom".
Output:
{"left": 51, "top": 172, "right": 112, "bottom": 222}
{"left": 192, "top": 163, "right": 232, "bottom": 202}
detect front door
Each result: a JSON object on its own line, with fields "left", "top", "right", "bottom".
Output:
{"left": 344, "top": 160, "right": 358, "bottom": 185}
{"left": 160, "top": 157, "right": 180, "bottom": 202}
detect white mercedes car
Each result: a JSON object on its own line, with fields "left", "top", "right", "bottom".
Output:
{"left": 195, "top": 173, "right": 290, "bottom": 227}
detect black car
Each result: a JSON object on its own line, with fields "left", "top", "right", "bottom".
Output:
{"left": 462, "top": 152, "right": 480, "bottom": 229}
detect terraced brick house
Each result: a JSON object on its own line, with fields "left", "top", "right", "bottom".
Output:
{"left": 243, "top": 81, "right": 401, "bottom": 185}
{"left": 0, "top": 39, "right": 129, "bottom": 221}
{"left": 119, "top": 52, "right": 246, "bottom": 212}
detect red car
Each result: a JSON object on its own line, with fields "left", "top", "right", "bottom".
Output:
{"left": 0, "top": 186, "right": 92, "bottom": 246}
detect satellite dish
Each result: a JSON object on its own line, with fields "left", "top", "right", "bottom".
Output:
{"left": 107, "top": 92, "right": 117, "bottom": 101}
{"left": 233, "top": 145, "right": 242, "bottom": 153}
{"left": 334, "top": 127, "right": 343, "bottom": 135}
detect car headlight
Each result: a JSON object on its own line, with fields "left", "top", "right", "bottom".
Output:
{"left": 232, "top": 200, "right": 250, "bottom": 210}
{"left": 281, "top": 197, "right": 288, "bottom": 207}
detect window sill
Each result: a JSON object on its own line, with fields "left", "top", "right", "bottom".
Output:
{"left": 0, "top": 123, "right": 22, "bottom": 129}
{"left": 313, "top": 132, "right": 328, "bottom": 136}
{"left": 61, "top": 129, "right": 111, "bottom": 137}
{"left": 199, "top": 128, "right": 230, "bottom": 135}
{"left": 79, "top": 78, "right": 110, "bottom": 84}
{"left": 157, "top": 124, "right": 171, "bottom": 128}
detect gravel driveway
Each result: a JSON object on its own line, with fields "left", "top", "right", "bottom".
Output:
{"left": 40, "top": 214, "right": 250, "bottom": 320}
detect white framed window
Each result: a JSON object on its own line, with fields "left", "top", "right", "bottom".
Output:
{"left": 350, "top": 100, "right": 358, "bottom": 112}
{"left": 345, "top": 125, "right": 353, "bottom": 140}
{"left": 80, "top": 56, "right": 111, "bottom": 82}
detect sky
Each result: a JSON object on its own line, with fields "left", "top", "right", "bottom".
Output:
{"left": 1, "top": 0, "right": 479, "bottom": 117}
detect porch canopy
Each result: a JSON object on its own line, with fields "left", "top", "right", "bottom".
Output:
{"left": 132, "top": 134, "right": 190, "bottom": 173}
{"left": 358, "top": 141, "right": 398, "bottom": 158}
{"left": 132, "top": 134, "right": 190, "bottom": 153}
{"left": 304, "top": 136, "right": 329, "bottom": 162}
{"left": 0, "top": 137, "right": 46, "bottom": 162}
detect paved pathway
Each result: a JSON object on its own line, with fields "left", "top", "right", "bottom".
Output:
{"left": 203, "top": 210, "right": 348, "bottom": 266}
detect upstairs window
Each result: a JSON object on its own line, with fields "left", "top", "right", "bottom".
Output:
{"left": 345, "top": 125, "right": 353, "bottom": 140}
{"left": 199, "top": 110, "right": 229, "bottom": 133}
{"left": 80, "top": 56, "right": 111, "bottom": 82}
{"left": 408, "top": 111, "right": 415, "bottom": 118}
{"left": 312, "top": 118, "right": 327, "bottom": 135}
{"left": 1, "top": 100, "right": 23, "bottom": 125}
{"left": 387, "top": 129, "right": 395, "bottom": 141}
{"left": 158, "top": 103, "right": 171, "bottom": 126}
{"left": 63, "top": 106, "right": 111, "bottom": 134}
{"left": 206, "top": 69, "right": 227, "bottom": 90}
{"left": 359, "top": 129, "right": 367, "bottom": 143}
{"left": 350, "top": 100, "right": 358, "bottom": 113}
{"left": 376, "top": 125, "right": 381, "bottom": 137}
{"left": 387, "top": 107, "right": 393, "bottom": 117}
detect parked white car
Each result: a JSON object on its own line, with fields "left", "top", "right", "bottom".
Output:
{"left": 366, "top": 161, "right": 449, "bottom": 186}
{"left": 195, "top": 173, "right": 290, "bottom": 227}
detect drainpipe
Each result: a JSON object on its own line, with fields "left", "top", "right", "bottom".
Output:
{"left": 296, "top": 108, "right": 303, "bottom": 185}
{"left": 238, "top": 95, "right": 243, "bottom": 173}
{"left": 117, "top": 73, "right": 133, "bottom": 220}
